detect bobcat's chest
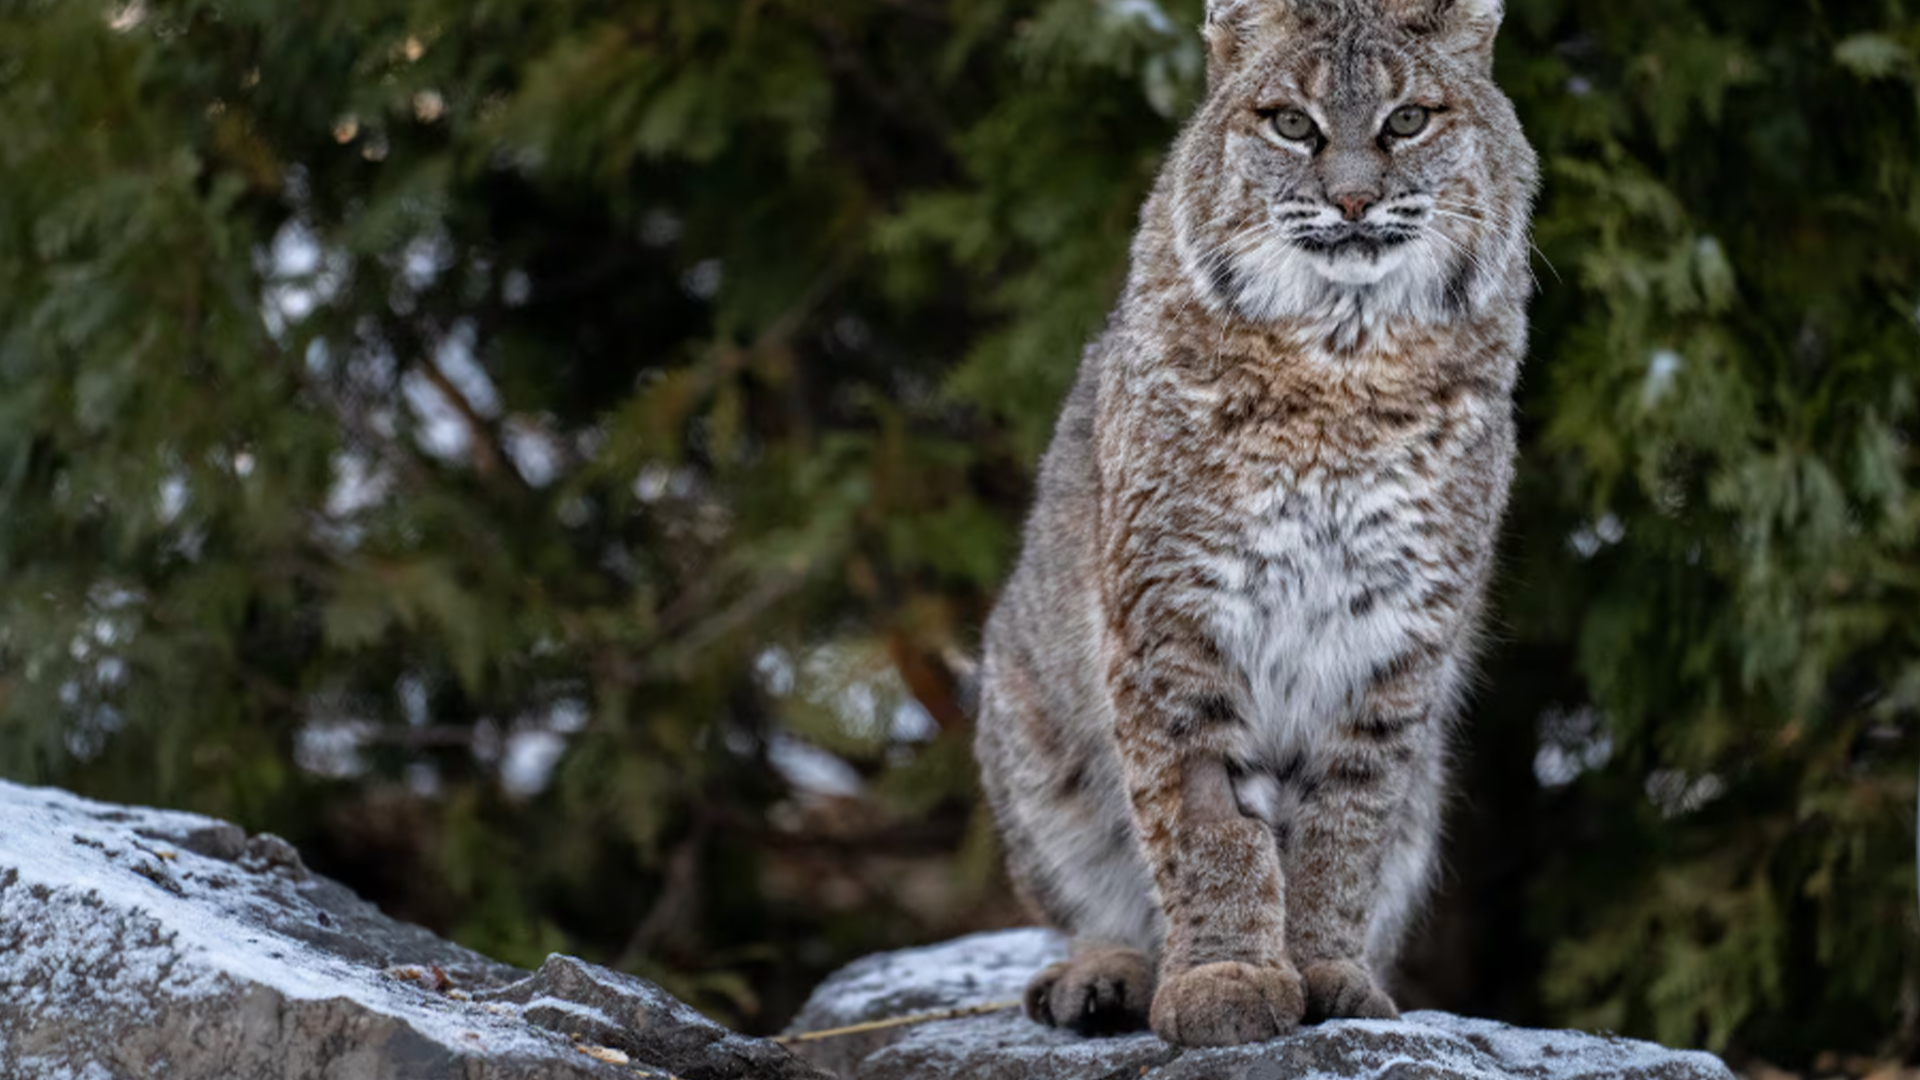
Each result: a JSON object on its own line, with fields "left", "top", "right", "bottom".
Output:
{"left": 1191, "top": 389, "right": 1474, "bottom": 767}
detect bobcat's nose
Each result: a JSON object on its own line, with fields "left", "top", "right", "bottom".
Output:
{"left": 1332, "top": 191, "right": 1378, "bottom": 222}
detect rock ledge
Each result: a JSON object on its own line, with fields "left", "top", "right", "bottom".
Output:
{"left": 0, "top": 780, "right": 827, "bottom": 1080}
{"left": 0, "top": 779, "right": 1743, "bottom": 1080}
{"left": 787, "top": 929, "right": 1739, "bottom": 1080}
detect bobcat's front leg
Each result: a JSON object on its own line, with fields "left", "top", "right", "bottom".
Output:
{"left": 1286, "top": 650, "right": 1454, "bottom": 1022}
{"left": 1108, "top": 614, "right": 1305, "bottom": 1047}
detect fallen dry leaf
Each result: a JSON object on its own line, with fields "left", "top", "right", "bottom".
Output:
{"left": 577, "top": 1044, "right": 630, "bottom": 1066}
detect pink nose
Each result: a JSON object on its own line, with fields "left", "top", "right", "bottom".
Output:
{"left": 1333, "top": 192, "right": 1377, "bottom": 221}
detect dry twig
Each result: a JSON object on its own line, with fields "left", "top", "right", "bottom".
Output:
{"left": 774, "top": 1001, "right": 1022, "bottom": 1046}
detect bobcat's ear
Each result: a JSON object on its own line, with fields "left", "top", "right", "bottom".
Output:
{"left": 1387, "top": 0, "right": 1505, "bottom": 73}
{"left": 1202, "top": 0, "right": 1307, "bottom": 85}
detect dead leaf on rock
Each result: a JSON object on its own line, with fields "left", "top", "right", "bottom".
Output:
{"left": 577, "top": 1043, "right": 630, "bottom": 1065}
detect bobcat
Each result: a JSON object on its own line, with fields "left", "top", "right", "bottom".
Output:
{"left": 974, "top": 0, "right": 1539, "bottom": 1049}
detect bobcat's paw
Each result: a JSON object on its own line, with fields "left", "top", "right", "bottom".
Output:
{"left": 1301, "top": 959, "right": 1398, "bottom": 1023}
{"left": 1024, "top": 945, "right": 1155, "bottom": 1037}
{"left": 1148, "top": 960, "right": 1305, "bottom": 1047}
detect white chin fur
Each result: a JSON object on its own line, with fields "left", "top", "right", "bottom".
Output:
{"left": 1307, "top": 247, "right": 1410, "bottom": 287}
{"left": 1218, "top": 234, "right": 1439, "bottom": 334}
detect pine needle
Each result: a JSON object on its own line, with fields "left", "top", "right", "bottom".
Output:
{"left": 774, "top": 1001, "right": 1023, "bottom": 1046}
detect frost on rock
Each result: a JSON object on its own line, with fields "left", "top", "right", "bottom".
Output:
{"left": 787, "top": 929, "right": 1741, "bottom": 1080}
{"left": 792, "top": 927, "right": 1065, "bottom": 1024}
{"left": 0, "top": 780, "right": 828, "bottom": 1080}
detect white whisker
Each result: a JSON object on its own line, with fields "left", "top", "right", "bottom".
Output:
{"left": 1432, "top": 197, "right": 1560, "bottom": 285}
{"left": 1428, "top": 209, "right": 1542, "bottom": 295}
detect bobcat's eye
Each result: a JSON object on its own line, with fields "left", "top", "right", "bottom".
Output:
{"left": 1270, "top": 109, "right": 1318, "bottom": 143}
{"left": 1385, "top": 105, "right": 1431, "bottom": 139}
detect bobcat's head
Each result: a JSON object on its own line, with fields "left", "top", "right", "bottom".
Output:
{"left": 1169, "top": 0, "right": 1538, "bottom": 336}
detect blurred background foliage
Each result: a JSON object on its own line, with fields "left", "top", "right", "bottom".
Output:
{"left": 0, "top": 0, "right": 1917, "bottom": 1062}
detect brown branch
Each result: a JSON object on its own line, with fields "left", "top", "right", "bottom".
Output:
{"left": 413, "top": 348, "right": 527, "bottom": 493}
{"left": 885, "top": 630, "right": 970, "bottom": 734}
{"left": 752, "top": 245, "right": 863, "bottom": 352}
{"left": 641, "top": 567, "right": 815, "bottom": 681}
{"left": 616, "top": 824, "right": 707, "bottom": 970}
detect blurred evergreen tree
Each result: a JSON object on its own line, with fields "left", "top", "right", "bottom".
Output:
{"left": 0, "top": 0, "right": 1913, "bottom": 1057}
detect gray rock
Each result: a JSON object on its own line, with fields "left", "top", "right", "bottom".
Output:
{"left": 0, "top": 780, "right": 830, "bottom": 1080}
{"left": 786, "top": 929, "right": 1740, "bottom": 1080}
{"left": 478, "top": 955, "right": 826, "bottom": 1080}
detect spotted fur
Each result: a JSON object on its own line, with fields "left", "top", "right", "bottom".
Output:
{"left": 975, "top": 0, "right": 1538, "bottom": 1049}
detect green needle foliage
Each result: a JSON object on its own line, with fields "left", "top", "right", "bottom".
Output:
{"left": 0, "top": 0, "right": 1915, "bottom": 1057}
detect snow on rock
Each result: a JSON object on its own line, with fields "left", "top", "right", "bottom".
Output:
{"left": 786, "top": 929, "right": 1740, "bottom": 1080}
{"left": 0, "top": 780, "right": 829, "bottom": 1080}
